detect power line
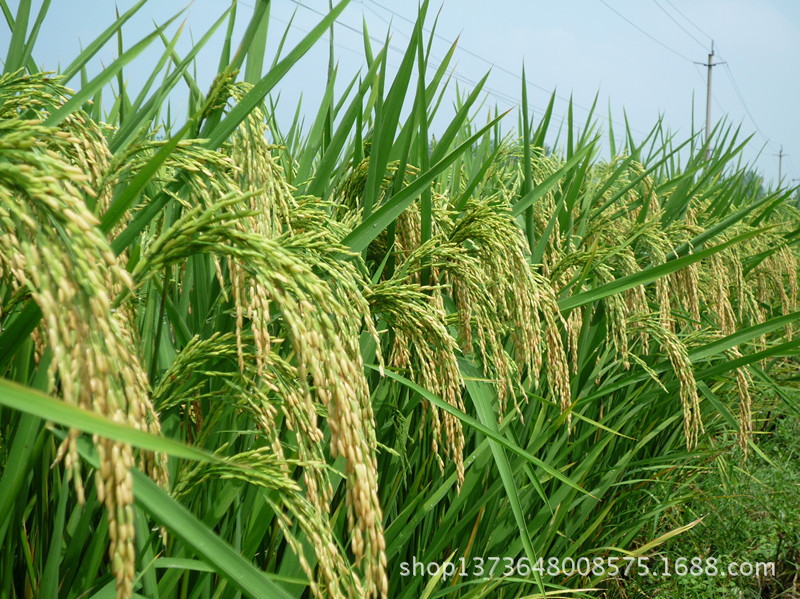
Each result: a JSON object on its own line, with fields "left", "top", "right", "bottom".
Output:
{"left": 257, "top": 1, "right": 693, "bottom": 148}
{"left": 286, "top": 0, "right": 371, "bottom": 40}
{"left": 243, "top": 1, "right": 779, "bottom": 157}
{"left": 363, "top": 0, "right": 646, "bottom": 137}
{"left": 661, "top": 0, "right": 713, "bottom": 43}
{"left": 363, "top": 0, "right": 569, "bottom": 96}
{"left": 273, "top": 2, "right": 568, "bottom": 127}
{"left": 651, "top": 2, "right": 774, "bottom": 151}
{"left": 267, "top": 10, "right": 615, "bottom": 148}
{"left": 712, "top": 52, "right": 776, "bottom": 150}
{"left": 635, "top": 0, "right": 777, "bottom": 156}
{"left": 598, "top": 0, "right": 694, "bottom": 63}
{"left": 359, "top": 1, "right": 785, "bottom": 180}
{"left": 358, "top": 0, "right": 531, "bottom": 106}
{"left": 198, "top": 1, "right": 783, "bottom": 176}
{"left": 597, "top": 0, "right": 778, "bottom": 159}
{"left": 721, "top": 64, "right": 770, "bottom": 143}
{"left": 274, "top": 4, "right": 620, "bottom": 150}
{"left": 269, "top": 12, "right": 377, "bottom": 61}
{"left": 652, "top": 0, "right": 707, "bottom": 50}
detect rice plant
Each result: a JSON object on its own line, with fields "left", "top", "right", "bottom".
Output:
{"left": 1, "top": 1, "right": 798, "bottom": 598}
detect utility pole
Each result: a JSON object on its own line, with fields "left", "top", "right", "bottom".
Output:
{"left": 695, "top": 41, "right": 725, "bottom": 161}
{"left": 776, "top": 146, "right": 785, "bottom": 184}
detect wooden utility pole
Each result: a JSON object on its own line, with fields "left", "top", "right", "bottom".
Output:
{"left": 695, "top": 41, "right": 724, "bottom": 161}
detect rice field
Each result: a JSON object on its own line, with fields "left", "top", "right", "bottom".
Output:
{"left": 1, "top": 2, "right": 799, "bottom": 598}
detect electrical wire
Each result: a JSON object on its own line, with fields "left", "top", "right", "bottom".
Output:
{"left": 245, "top": 0, "right": 695, "bottom": 146}
{"left": 717, "top": 58, "right": 774, "bottom": 149}
{"left": 661, "top": 0, "right": 713, "bottom": 43}
{"left": 354, "top": 0, "right": 785, "bottom": 182}
{"left": 268, "top": 2, "right": 568, "bottom": 124}
{"left": 363, "top": 0, "right": 650, "bottom": 137}
{"left": 248, "top": 5, "right": 619, "bottom": 151}
{"left": 597, "top": 0, "right": 694, "bottom": 62}
{"left": 652, "top": 0, "right": 707, "bottom": 51}
{"left": 180, "top": 0, "right": 786, "bottom": 175}
{"left": 644, "top": 0, "right": 778, "bottom": 155}
{"left": 647, "top": 1, "right": 775, "bottom": 151}
{"left": 269, "top": 13, "right": 375, "bottom": 61}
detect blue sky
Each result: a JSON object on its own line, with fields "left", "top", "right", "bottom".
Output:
{"left": 5, "top": 0, "right": 799, "bottom": 186}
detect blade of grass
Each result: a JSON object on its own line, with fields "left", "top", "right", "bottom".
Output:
{"left": 44, "top": 13, "right": 180, "bottom": 127}
{"left": 345, "top": 110, "right": 509, "bottom": 253}
{"left": 243, "top": 0, "right": 270, "bottom": 84}
{"left": 2, "top": 0, "right": 31, "bottom": 74}
{"left": 61, "top": 434, "right": 297, "bottom": 599}
{"left": 205, "top": 0, "right": 348, "bottom": 150}
{"left": 511, "top": 142, "right": 594, "bottom": 218}
{"left": 460, "top": 361, "right": 546, "bottom": 595}
{"left": 61, "top": 0, "right": 150, "bottom": 81}
{"left": 361, "top": 0, "right": 427, "bottom": 217}
{"left": 0, "top": 378, "right": 221, "bottom": 464}
{"left": 368, "top": 365, "right": 591, "bottom": 498}
{"left": 558, "top": 228, "right": 766, "bottom": 310}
